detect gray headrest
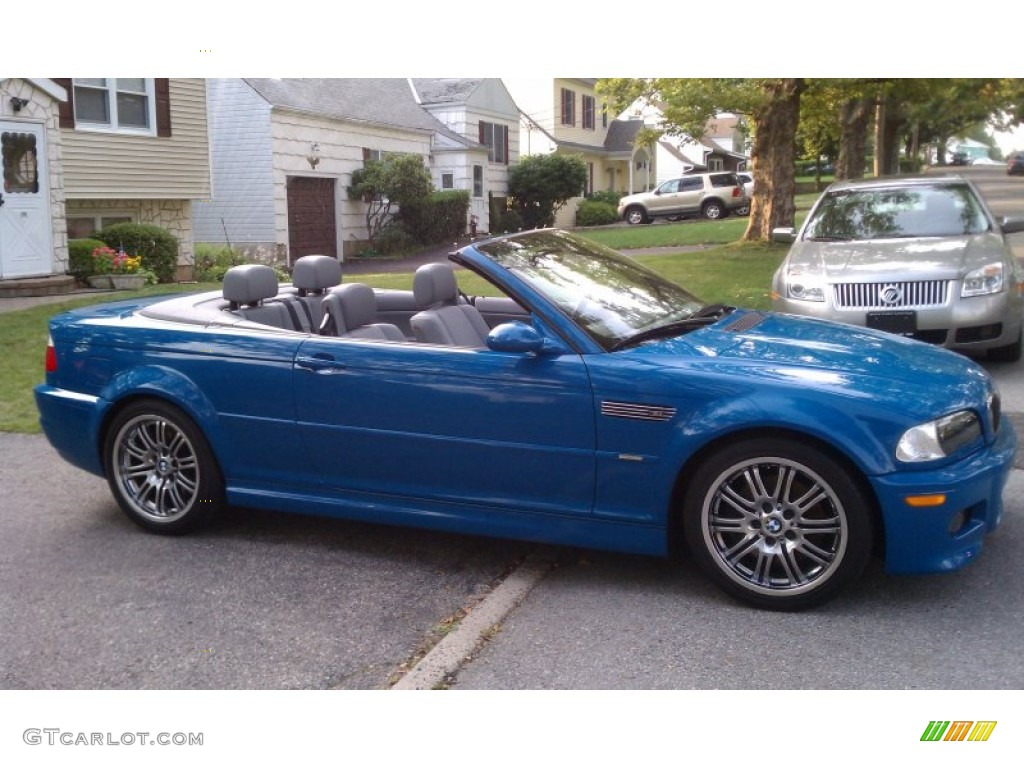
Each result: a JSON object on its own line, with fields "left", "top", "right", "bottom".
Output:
{"left": 223, "top": 264, "right": 279, "bottom": 306}
{"left": 292, "top": 254, "right": 341, "bottom": 295}
{"left": 413, "top": 262, "right": 458, "bottom": 307}
{"left": 333, "top": 283, "right": 377, "bottom": 329}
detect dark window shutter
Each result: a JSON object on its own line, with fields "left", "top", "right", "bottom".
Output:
{"left": 478, "top": 122, "right": 485, "bottom": 144}
{"left": 155, "top": 78, "right": 172, "bottom": 137}
{"left": 503, "top": 126, "right": 509, "bottom": 166}
{"left": 52, "top": 78, "right": 75, "bottom": 128}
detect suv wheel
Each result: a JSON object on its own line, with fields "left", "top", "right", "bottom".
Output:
{"left": 702, "top": 200, "right": 726, "bottom": 220}
{"left": 624, "top": 206, "right": 649, "bottom": 225}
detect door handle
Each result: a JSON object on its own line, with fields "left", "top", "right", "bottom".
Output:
{"left": 295, "top": 354, "right": 347, "bottom": 374}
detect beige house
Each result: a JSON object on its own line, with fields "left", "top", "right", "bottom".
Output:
{"left": 505, "top": 78, "right": 655, "bottom": 228}
{"left": 0, "top": 77, "right": 210, "bottom": 290}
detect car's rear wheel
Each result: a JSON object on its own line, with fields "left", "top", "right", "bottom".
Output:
{"left": 702, "top": 200, "right": 726, "bottom": 220}
{"left": 104, "top": 400, "right": 223, "bottom": 534}
{"left": 624, "top": 206, "right": 649, "bottom": 225}
{"left": 682, "top": 438, "right": 873, "bottom": 610}
{"left": 735, "top": 204, "right": 750, "bottom": 216}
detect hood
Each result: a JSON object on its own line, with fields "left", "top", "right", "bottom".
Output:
{"left": 625, "top": 310, "right": 992, "bottom": 420}
{"left": 784, "top": 232, "right": 1008, "bottom": 280}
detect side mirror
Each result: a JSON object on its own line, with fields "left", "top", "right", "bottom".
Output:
{"left": 487, "top": 322, "right": 557, "bottom": 355}
{"left": 1000, "top": 216, "right": 1024, "bottom": 235}
{"left": 771, "top": 227, "right": 797, "bottom": 244}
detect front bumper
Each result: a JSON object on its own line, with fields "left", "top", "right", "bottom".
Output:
{"left": 870, "top": 418, "right": 1017, "bottom": 574}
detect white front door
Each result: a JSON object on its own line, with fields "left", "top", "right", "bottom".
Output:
{"left": 0, "top": 122, "right": 54, "bottom": 279}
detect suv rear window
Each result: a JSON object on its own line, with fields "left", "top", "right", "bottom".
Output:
{"left": 709, "top": 173, "right": 739, "bottom": 188}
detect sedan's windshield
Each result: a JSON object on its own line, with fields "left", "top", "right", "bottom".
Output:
{"left": 803, "top": 184, "right": 990, "bottom": 241}
{"left": 474, "top": 230, "right": 705, "bottom": 349}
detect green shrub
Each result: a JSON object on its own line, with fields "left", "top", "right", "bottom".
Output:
{"left": 67, "top": 238, "right": 107, "bottom": 280}
{"left": 494, "top": 210, "right": 523, "bottom": 234}
{"left": 374, "top": 221, "right": 416, "bottom": 255}
{"left": 194, "top": 243, "right": 245, "bottom": 283}
{"left": 96, "top": 223, "right": 179, "bottom": 283}
{"left": 576, "top": 200, "right": 619, "bottom": 227}
{"left": 588, "top": 189, "right": 622, "bottom": 206}
{"left": 400, "top": 190, "right": 470, "bottom": 245}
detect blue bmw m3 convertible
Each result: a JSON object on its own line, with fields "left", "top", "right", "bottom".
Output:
{"left": 36, "top": 229, "right": 1017, "bottom": 609}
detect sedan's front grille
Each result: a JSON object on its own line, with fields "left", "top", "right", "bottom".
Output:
{"left": 833, "top": 280, "right": 950, "bottom": 309}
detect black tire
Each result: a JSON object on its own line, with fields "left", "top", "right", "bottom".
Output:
{"left": 702, "top": 200, "right": 726, "bottom": 220}
{"left": 624, "top": 206, "right": 649, "bottom": 225}
{"left": 103, "top": 399, "right": 224, "bottom": 534}
{"left": 681, "top": 438, "right": 873, "bottom": 610}
{"left": 988, "top": 329, "right": 1022, "bottom": 363}
{"left": 735, "top": 204, "right": 750, "bottom": 216}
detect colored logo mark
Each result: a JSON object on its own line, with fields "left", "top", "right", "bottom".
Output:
{"left": 921, "top": 721, "right": 997, "bottom": 742}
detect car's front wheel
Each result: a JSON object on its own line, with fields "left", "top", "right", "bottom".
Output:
{"left": 682, "top": 438, "right": 873, "bottom": 610}
{"left": 104, "top": 399, "right": 224, "bottom": 534}
{"left": 702, "top": 200, "right": 726, "bottom": 219}
{"left": 624, "top": 206, "right": 649, "bottom": 225}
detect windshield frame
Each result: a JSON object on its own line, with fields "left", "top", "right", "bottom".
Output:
{"left": 469, "top": 230, "right": 706, "bottom": 351}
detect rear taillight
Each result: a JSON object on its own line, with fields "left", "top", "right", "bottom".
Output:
{"left": 45, "top": 335, "right": 57, "bottom": 373}
{"left": 732, "top": 187, "right": 741, "bottom": 198}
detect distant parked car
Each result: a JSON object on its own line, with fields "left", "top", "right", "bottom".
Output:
{"left": 617, "top": 172, "right": 746, "bottom": 224}
{"left": 950, "top": 151, "right": 969, "bottom": 166}
{"left": 734, "top": 171, "right": 753, "bottom": 216}
{"left": 771, "top": 175, "right": 1024, "bottom": 361}
{"left": 1008, "top": 153, "right": 1024, "bottom": 176}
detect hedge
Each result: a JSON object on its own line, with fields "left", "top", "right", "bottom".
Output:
{"left": 96, "top": 223, "right": 179, "bottom": 283}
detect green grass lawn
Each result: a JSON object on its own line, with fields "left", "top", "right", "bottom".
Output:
{"left": 2, "top": 233, "right": 790, "bottom": 434}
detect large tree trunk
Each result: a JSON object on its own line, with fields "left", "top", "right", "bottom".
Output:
{"left": 874, "top": 97, "right": 906, "bottom": 176}
{"left": 835, "top": 98, "right": 872, "bottom": 180}
{"left": 744, "top": 79, "right": 804, "bottom": 241}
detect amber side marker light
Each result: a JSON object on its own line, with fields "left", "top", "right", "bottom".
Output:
{"left": 905, "top": 494, "right": 947, "bottom": 508}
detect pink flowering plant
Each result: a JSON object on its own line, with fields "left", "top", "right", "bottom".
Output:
{"left": 91, "top": 246, "right": 143, "bottom": 275}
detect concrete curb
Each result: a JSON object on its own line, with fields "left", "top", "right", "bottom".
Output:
{"left": 390, "top": 555, "right": 554, "bottom": 690}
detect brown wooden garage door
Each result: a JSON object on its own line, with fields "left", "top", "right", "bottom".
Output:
{"left": 286, "top": 176, "right": 337, "bottom": 260}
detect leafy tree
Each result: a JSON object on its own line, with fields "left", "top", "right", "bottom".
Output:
{"left": 507, "top": 154, "right": 588, "bottom": 229}
{"left": 346, "top": 153, "right": 433, "bottom": 247}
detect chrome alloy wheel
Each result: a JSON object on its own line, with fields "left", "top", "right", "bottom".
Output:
{"left": 700, "top": 457, "right": 848, "bottom": 597}
{"left": 112, "top": 414, "right": 201, "bottom": 524}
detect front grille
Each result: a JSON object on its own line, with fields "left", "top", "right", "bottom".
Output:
{"left": 833, "top": 280, "right": 950, "bottom": 309}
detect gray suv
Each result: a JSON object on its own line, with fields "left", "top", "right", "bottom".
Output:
{"left": 617, "top": 172, "right": 747, "bottom": 224}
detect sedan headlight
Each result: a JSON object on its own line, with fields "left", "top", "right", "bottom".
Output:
{"left": 961, "top": 263, "right": 1004, "bottom": 297}
{"left": 784, "top": 269, "right": 826, "bottom": 302}
{"left": 896, "top": 410, "right": 981, "bottom": 462}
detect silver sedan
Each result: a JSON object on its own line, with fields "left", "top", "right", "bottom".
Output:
{"left": 771, "top": 175, "right": 1024, "bottom": 361}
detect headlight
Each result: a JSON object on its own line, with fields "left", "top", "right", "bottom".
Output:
{"left": 784, "top": 269, "right": 825, "bottom": 302}
{"left": 961, "top": 263, "right": 1004, "bottom": 297}
{"left": 896, "top": 410, "right": 981, "bottom": 462}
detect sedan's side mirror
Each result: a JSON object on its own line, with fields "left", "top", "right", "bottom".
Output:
{"left": 772, "top": 227, "right": 797, "bottom": 244}
{"left": 487, "top": 322, "right": 560, "bottom": 355}
{"left": 1000, "top": 216, "right": 1024, "bottom": 235}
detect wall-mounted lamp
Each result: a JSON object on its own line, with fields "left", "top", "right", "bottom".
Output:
{"left": 10, "top": 97, "right": 29, "bottom": 112}
{"left": 306, "top": 142, "right": 320, "bottom": 169}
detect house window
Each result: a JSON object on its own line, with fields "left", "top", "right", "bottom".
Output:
{"left": 72, "top": 79, "right": 156, "bottom": 134}
{"left": 582, "top": 95, "right": 595, "bottom": 130}
{"left": 362, "top": 148, "right": 384, "bottom": 165}
{"left": 708, "top": 157, "right": 724, "bottom": 171}
{"left": 561, "top": 88, "right": 575, "bottom": 126}
{"left": 67, "top": 214, "right": 134, "bottom": 240}
{"left": 473, "top": 165, "right": 483, "bottom": 197}
{"left": 441, "top": 171, "right": 454, "bottom": 190}
{"left": 478, "top": 122, "right": 508, "bottom": 164}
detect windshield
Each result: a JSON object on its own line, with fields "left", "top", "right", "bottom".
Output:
{"left": 803, "top": 184, "right": 990, "bottom": 241}
{"left": 474, "top": 230, "right": 705, "bottom": 349}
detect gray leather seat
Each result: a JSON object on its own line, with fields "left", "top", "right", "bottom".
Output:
{"left": 289, "top": 254, "right": 342, "bottom": 329}
{"left": 319, "top": 283, "right": 405, "bottom": 341}
{"left": 222, "top": 264, "right": 292, "bottom": 328}
{"left": 410, "top": 263, "right": 491, "bottom": 346}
